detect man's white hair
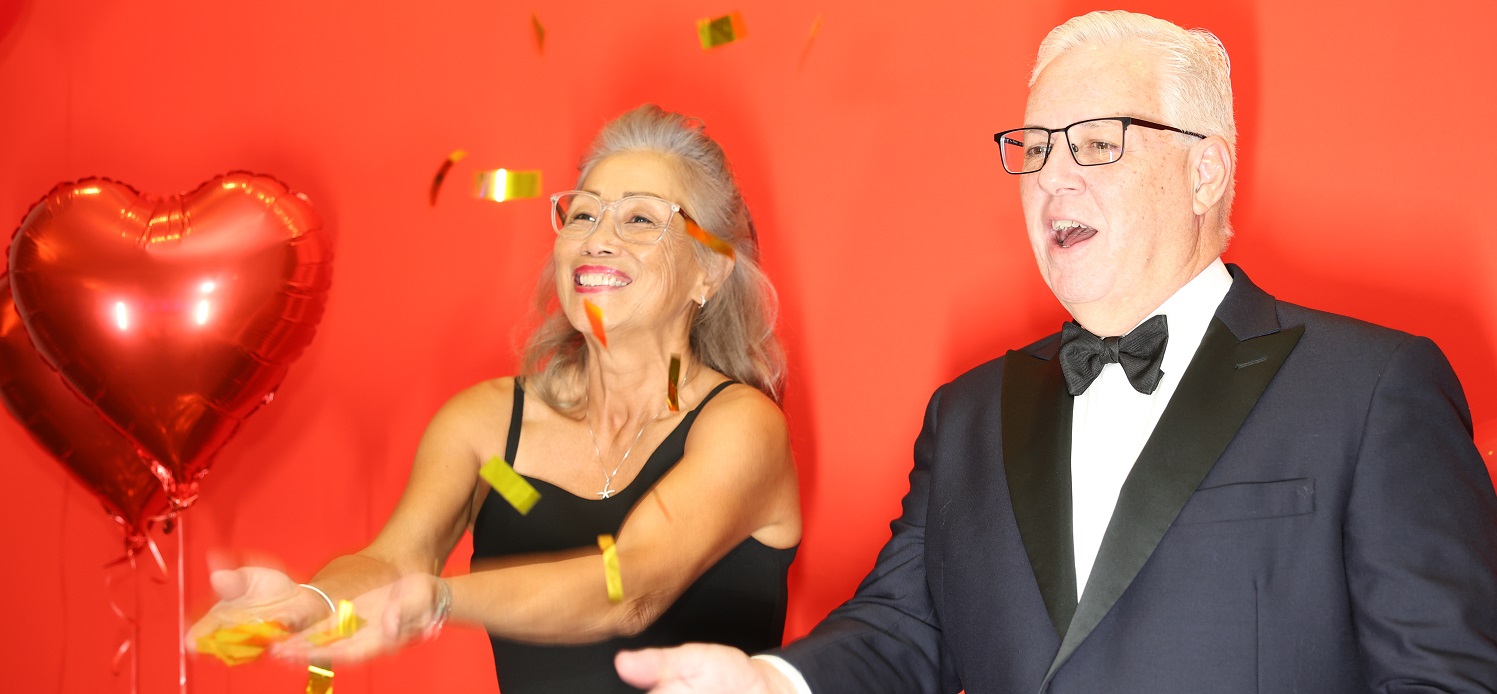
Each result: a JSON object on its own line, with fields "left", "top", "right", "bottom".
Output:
{"left": 1032, "top": 10, "right": 1237, "bottom": 233}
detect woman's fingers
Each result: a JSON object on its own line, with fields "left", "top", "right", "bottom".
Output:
{"left": 209, "top": 568, "right": 250, "bottom": 601}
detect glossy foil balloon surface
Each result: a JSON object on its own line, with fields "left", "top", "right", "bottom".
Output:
{"left": 6, "top": 173, "right": 333, "bottom": 508}
{"left": 0, "top": 274, "right": 167, "bottom": 548}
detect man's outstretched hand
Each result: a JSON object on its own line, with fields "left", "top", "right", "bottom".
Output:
{"left": 616, "top": 643, "right": 796, "bottom": 694}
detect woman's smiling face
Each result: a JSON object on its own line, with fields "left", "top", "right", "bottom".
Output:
{"left": 553, "top": 150, "right": 708, "bottom": 345}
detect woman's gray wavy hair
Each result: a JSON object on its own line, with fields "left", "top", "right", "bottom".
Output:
{"left": 520, "top": 104, "right": 786, "bottom": 408}
{"left": 1032, "top": 10, "right": 1238, "bottom": 235}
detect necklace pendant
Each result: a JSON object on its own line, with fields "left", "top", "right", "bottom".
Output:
{"left": 597, "top": 483, "right": 615, "bottom": 500}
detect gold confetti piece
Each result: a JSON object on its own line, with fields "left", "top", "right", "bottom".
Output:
{"left": 696, "top": 11, "right": 747, "bottom": 50}
{"left": 584, "top": 299, "right": 607, "bottom": 348}
{"left": 684, "top": 219, "right": 736, "bottom": 261}
{"left": 429, "top": 150, "right": 467, "bottom": 207}
{"left": 479, "top": 456, "right": 541, "bottom": 515}
{"left": 531, "top": 12, "right": 545, "bottom": 54}
{"left": 197, "top": 620, "right": 293, "bottom": 666}
{"left": 799, "top": 14, "right": 824, "bottom": 69}
{"left": 305, "top": 600, "right": 365, "bottom": 646}
{"left": 597, "top": 534, "right": 624, "bottom": 603}
{"left": 306, "top": 660, "right": 334, "bottom": 694}
{"left": 238, "top": 621, "right": 292, "bottom": 640}
{"left": 475, "top": 168, "right": 543, "bottom": 202}
{"left": 667, "top": 353, "right": 682, "bottom": 412}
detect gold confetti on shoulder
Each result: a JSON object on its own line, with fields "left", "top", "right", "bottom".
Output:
{"left": 475, "top": 168, "right": 543, "bottom": 202}
{"left": 479, "top": 455, "right": 541, "bottom": 514}
{"left": 697, "top": 11, "right": 747, "bottom": 50}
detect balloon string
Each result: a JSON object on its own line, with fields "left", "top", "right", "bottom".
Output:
{"left": 147, "top": 534, "right": 169, "bottom": 581}
{"left": 103, "top": 554, "right": 140, "bottom": 694}
{"left": 56, "top": 482, "right": 70, "bottom": 694}
{"left": 177, "top": 515, "right": 187, "bottom": 694}
{"left": 134, "top": 554, "right": 142, "bottom": 694}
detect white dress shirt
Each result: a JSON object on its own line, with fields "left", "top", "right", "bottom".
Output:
{"left": 1068, "top": 259, "right": 1231, "bottom": 598}
{"left": 756, "top": 259, "right": 1234, "bottom": 693}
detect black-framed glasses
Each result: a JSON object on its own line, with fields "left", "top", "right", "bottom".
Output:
{"left": 549, "top": 190, "right": 694, "bottom": 244}
{"left": 993, "top": 117, "right": 1206, "bottom": 175}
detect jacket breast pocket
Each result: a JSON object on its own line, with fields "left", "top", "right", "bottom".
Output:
{"left": 1175, "top": 477, "right": 1315, "bottom": 525}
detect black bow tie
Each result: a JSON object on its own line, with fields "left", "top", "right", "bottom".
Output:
{"left": 1058, "top": 314, "right": 1170, "bottom": 396}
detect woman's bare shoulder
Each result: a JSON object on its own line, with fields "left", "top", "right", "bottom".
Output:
{"left": 423, "top": 376, "right": 519, "bottom": 438}
{"left": 695, "top": 382, "right": 785, "bottom": 426}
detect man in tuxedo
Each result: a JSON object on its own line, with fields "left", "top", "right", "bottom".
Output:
{"left": 617, "top": 10, "right": 1497, "bottom": 693}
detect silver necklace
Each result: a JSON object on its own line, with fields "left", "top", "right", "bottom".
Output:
{"left": 586, "top": 401, "right": 666, "bottom": 499}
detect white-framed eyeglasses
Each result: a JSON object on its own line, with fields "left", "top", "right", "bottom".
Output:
{"left": 549, "top": 190, "right": 694, "bottom": 244}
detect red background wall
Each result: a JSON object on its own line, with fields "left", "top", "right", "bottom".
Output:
{"left": 2, "top": 0, "right": 1494, "bottom": 691}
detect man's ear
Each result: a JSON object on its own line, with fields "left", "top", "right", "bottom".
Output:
{"left": 1190, "top": 136, "right": 1233, "bottom": 215}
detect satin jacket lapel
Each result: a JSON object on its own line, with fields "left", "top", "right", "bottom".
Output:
{"left": 1042, "top": 268, "right": 1304, "bottom": 685}
{"left": 1002, "top": 346, "right": 1078, "bottom": 640}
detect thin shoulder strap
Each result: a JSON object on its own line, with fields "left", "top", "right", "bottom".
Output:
{"left": 692, "top": 380, "right": 738, "bottom": 413}
{"left": 505, "top": 380, "right": 525, "bottom": 463}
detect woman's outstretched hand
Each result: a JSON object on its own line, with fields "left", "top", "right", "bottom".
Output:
{"left": 186, "top": 567, "right": 332, "bottom": 654}
{"left": 272, "top": 572, "right": 448, "bottom": 664}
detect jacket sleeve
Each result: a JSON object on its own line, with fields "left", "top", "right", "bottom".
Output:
{"left": 1344, "top": 335, "right": 1497, "bottom": 692}
{"left": 769, "top": 386, "right": 960, "bottom": 694}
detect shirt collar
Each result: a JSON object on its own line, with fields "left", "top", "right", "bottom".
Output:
{"left": 1144, "top": 257, "right": 1232, "bottom": 377}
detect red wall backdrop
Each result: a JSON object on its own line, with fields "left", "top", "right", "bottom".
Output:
{"left": 2, "top": 0, "right": 1494, "bottom": 691}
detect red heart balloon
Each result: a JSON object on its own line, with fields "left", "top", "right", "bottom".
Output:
{"left": 0, "top": 274, "right": 168, "bottom": 550}
{"left": 6, "top": 173, "right": 332, "bottom": 508}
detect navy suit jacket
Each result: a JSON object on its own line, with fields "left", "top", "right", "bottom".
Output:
{"left": 777, "top": 266, "right": 1497, "bottom": 693}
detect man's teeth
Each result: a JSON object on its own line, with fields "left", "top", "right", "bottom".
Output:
{"left": 576, "top": 272, "right": 630, "bottom": 287}
{"left": 1051, "top": 220, "right": 1097, "bottom": 248}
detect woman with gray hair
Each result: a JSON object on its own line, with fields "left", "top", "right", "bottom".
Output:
{"left": 187, "top": 104, "right": 801, "bottom": 692}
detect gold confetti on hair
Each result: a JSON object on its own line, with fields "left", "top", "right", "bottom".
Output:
{"left": 684, "top": 219, "right": 736, "bottom": 261}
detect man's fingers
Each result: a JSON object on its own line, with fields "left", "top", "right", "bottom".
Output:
{"left": 615, "top": 648, "right": 670, "bottom": 687}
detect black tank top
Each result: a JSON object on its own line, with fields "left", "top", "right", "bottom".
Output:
{"left": 470, "top": 380, "right": 796, "bottom": 693}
